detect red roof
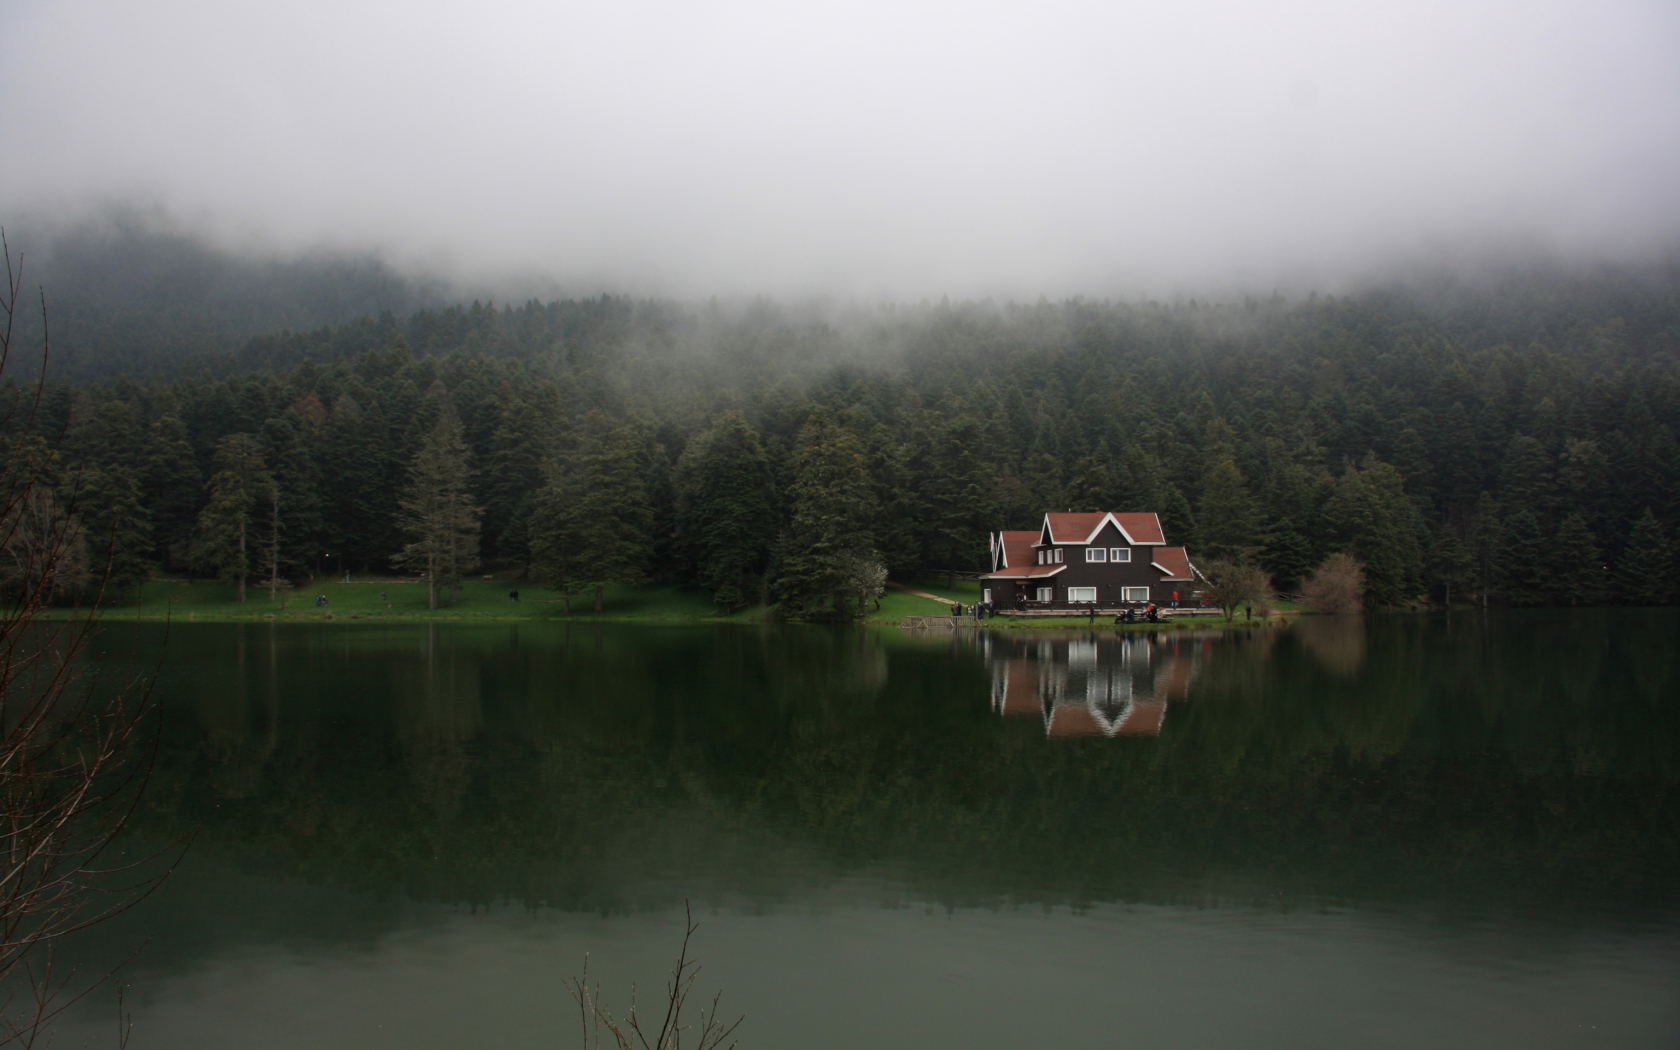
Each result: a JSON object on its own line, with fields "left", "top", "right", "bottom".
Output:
{"left": 984, "top": 530, "right": 1069, "bottom": 579}
{"left": 1151, "top": 546, "right": 1194, "bottom": 580}
{"left": 1042, "top": 512, "right": 1167, "bottom": 545}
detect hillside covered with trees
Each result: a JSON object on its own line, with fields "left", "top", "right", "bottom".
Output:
{"left": 3, "top": 258, "right": 1678, "bottom": 617}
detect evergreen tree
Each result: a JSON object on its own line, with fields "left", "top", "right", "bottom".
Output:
{"left": 772, "top": 412, "right": 881, "bottom": 622}
{"left": 143, "top": 414, "right": 201, "bottom": 569}
{"left": 527, "top": 411, "right": 652, "bottom": 613}
{"left": 909, "top": 411, "right": 998, "bottom": 588}
{"left": 674, "top": 413, "right": 779, "bottom": 612}
{"left": 191, "top": 434, "right": 271, "bottom": 603}
{"left": 73, "top": 466, "right": 152, "bottom": 599}
{"left": 1549, "top": 512, "right": 1605, "bottom": 606}
{"left": 1064, "top": 456, "right": 1111, "bottom": 512}
{"left": 395, "top": 404, "right": 481, "bottom": 610}
{"left": 1615, "top": 508, "right": 1674, "bottom": 605}
{"left": 1467, "top": 493, "right": 1503, "bottom": 608}
{"left": 1498, "top": 508, "right": 1549, "bottom": 605}
{"left": 1197, "top": 451, "right": 1260, "bottom": 562}
{"left": 260, "top": 413, "right": 323, "bottom": 577}
{"left": 1429, "top": 526, "right": 1474, "bottom": 606}
{"left": 1329, "top": 460, "right": 1421, "bottom": 605}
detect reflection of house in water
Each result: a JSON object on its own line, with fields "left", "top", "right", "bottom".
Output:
{"left": 983, "top": 633, "right": 1210, "bottom": 737}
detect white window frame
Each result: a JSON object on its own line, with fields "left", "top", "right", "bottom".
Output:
{"left": 1085, "top": 548, "right": 1107, "bottom": 563}
{"left": 1035, "top": 587, "right": 1054, "bottom": 602}
{"left": 1054, "top": 548, "right": 1063, "bottom": 563}
{"left": 1068, "top": 586, "right": 1097, "bottom": 603}
{"left": 982, "top": 588, "right": 992, "bottom": 602}
{"left": 1122, "top": 586, "right": 1150, "bottom": 602}
{"left": 1110, "top": 548, "right": 1131, "bottom": 562}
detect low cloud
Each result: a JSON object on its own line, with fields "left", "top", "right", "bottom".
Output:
{"left": 2, "top": 0, "right": 1677, "bottom": 298}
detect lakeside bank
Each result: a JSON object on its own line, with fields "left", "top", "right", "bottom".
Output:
{"left": 40, "top": 577, "right": 1296, "bottom": 630}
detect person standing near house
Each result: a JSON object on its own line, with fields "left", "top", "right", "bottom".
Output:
{"left": 1172, "top": 590, "right": 1179, "bottom": 608}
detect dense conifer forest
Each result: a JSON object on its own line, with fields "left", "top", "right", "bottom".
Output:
{"left": 4, "top": 245, "right": 1678, "bottom": 616}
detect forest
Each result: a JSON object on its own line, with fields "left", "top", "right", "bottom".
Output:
{"left": 3, "top": 249, "right": 1678, "bottom": 618}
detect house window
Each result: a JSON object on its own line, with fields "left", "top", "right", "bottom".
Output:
{"left": 1110, "top": 548, "right": 1131, "bottom": 562}
{"left": 1068, "top": 587, "right": 1097, "bottom": 603}
{"left": 983, "top": 589, "right": 992, "bottom": 602}
{"left": 1036, "top": 551, "right": 1043, "bottom": 565}
{"left": 1054, "top": 549, "right": 1063, "bottom": 563}
{"left": 1085, "top": 548, "right": 1107, "bottom": 563}
{"left": 1036, "top": 587, "right": 1053, "bottom": 602}
{"left": 1122, "top": 587, "right": 1150, "bottom": 602}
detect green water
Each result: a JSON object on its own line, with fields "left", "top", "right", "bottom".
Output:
{"left": 54, "top": 611, "right": 1680, "bottom": 1047}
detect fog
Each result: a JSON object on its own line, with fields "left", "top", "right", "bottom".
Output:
{"left": 2, "top": 0, "right": 1678, "bottom": 299}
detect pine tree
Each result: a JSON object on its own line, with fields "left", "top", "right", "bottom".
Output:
{"left": 260, "top": 414, "right": 323, "bottom": 578}
{"left": 1329, "top": 460, "right": 1422, "bottom": 605}
{"left": 910, "top": 411, "right": 998, "bottom": 588}
{"left": 191, "top": 434, "right": 271, "bottom": 603}
{"left": 143, "top": 414, "right": 201, "bottom": 569}
{"left": 673, "top": 413, "right": 780, "bottom": 611}
{"left": 1429, "top": 526, "right": 1474, "bottom": 606}
{"left": 395, "top": 405, "right": 480, "bottom": 610}
{"left": 1197, "top": 451, "right": 1260, "bottom": 562}
{"left": 1498, "top": 508, "right": 1548, "bottom": 606}
{"left": 1615, "top": 508, "right": 1674, "bottom": 605}
{"left": 1467, "top": 493, "right": 1503, "bottom": 608}
{"left": 1549, "top": 512, "right": 1606, "bottom": 606}
{"left": 1064, "top": 456, "right": 1111, "bottom": 512}
{"left": 74, "top": 466, "right": 153, "bottom": 599}
{"left": 772, "top": 412, "right": 881, "bottom": 622}
{"left": 527, "top": 411, "right": 652, "bottom": 613}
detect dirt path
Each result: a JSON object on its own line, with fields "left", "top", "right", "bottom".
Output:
{"left": 885, "top": 581, "right": 957, "bottom": 605}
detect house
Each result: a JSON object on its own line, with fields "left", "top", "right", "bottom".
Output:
{"left": 982, "top": 511, "right": 1199, "bottom": 610}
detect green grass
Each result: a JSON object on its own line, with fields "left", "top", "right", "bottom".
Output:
{"left": 54, "top": 574, "right": 1281, "bottom": 630}
{"left": 63, "top": 577, "right": 780, "bottom": 624}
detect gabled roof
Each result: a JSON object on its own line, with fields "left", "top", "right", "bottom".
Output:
{"left": 1151, "top": 546, "right": 1195, "bottom": 581}
{"left": 1041, "top": 512, "right": 1167, "bottom": 546}
{"left": 991, "top": 531, "right": 1040, "bottom": 571}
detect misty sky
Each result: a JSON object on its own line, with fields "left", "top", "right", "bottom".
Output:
{"left": 2, "top": 0, "right": 1678, "bottom": 297}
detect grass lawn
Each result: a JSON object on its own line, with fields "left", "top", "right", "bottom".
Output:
{"left": 58, "top": 574, "right": 1278, "bottom": 630}
{"left": 66, "top": 575, "right": 954, "bottom": 624}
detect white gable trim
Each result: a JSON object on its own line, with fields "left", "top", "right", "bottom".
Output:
{"left": 1042, "top": 512, "right": 1167, "bottom": 546}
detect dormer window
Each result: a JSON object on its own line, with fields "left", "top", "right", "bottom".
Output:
{"left": 1054, "top": 549, "right": 1063, "bottom": 563}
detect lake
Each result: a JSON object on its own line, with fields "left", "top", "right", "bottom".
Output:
{"left": 52, "top": 611, "right": 1680, "bottom": 1048}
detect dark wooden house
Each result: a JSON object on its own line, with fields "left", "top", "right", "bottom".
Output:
{"left": 981, "top": 512, "right": 1199, "bottom": 611}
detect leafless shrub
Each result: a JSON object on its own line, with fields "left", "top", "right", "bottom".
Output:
{"left": 0, "top": 232, "right": 164, "bottom": 1047}
{"left": 567, "top": 902, "right": 742, "bottom": 1050}
{"left": 1198, "top": 559, "right": 1274, "bottom": 622}
{"left": 1302, "top": 553, "right": 1365, "bottom": 614}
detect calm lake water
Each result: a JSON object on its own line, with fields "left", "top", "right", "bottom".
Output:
{"left": 53, "top": 611, "right": 1680, "bottom": 1048}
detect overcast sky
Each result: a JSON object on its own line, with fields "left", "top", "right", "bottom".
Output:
{"left": 2, "top": 0, "right": 1677, "bottom": 298}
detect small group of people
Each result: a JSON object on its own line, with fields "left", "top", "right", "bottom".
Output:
{"left": 951, "top": 600, "right": 999, "bottom": 620}
{"left": 1114, "top": 603, "right": 1162, "bottom": 624}
{"left": 313, "top": 594, "right": 330, "bottom": 607}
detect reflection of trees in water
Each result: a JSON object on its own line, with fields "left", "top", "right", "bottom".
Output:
{"left": 116, "top": 613, "right": 1680, "bottom": 917}
{"left": 393, "top": 624, "right": 482, "bottom": 826}
{"left": 1293, "top": 615, "right": 1366, "bottom": 677}
{"left": 193, "top": 627, "right": 277, "bottom": 799}
{"left": 984, "top": 632, "right": 1208, "bottom": 737}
